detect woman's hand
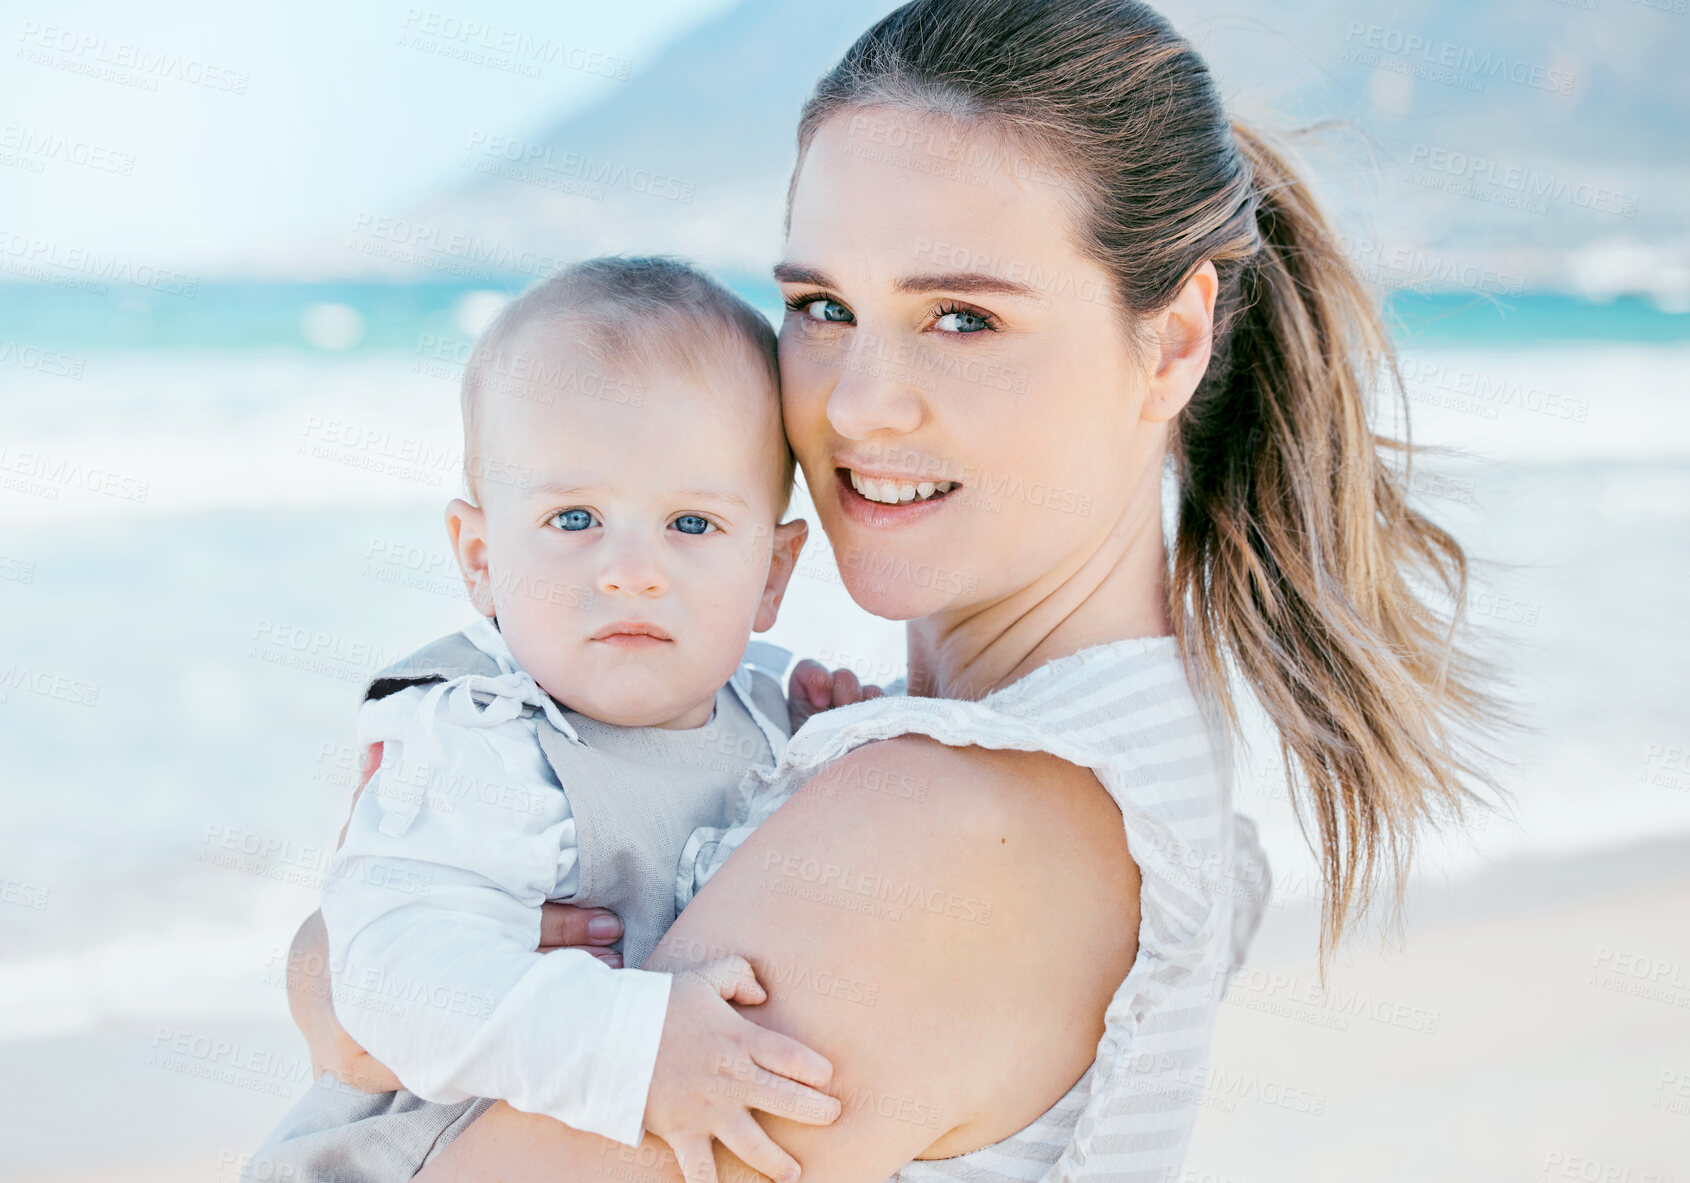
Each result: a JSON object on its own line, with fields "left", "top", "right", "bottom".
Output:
{"left": 539, "top": 901, "right": 627, "bottom": 966}
{"left": 786, "top": 659, "right": 886, "bottom": 732}
{"left": 285, "top": 903, "right": 629, "bottom": 1092}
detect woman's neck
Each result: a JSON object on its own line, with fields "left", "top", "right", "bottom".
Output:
{"left": 903, "top": 480, "right": 1173, "bottom": 701}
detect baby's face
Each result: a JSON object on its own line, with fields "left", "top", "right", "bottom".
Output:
{"left": 452, "top": 325, "right": 798, "bottom": 729}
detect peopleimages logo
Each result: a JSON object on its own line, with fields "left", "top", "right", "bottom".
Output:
{"left": 0, "top": 124, "right": 136, "bottom": 176}
{"left": 0, "top": 339, "right": 85, "bottom": 380}
{"left": 347, "top": 213, "right": 569, "bottom": 282}
{"left": 396, "top": 9, "right": 631, "bottom": 80}
{"left": 463, "top": 132, "right": 695, "bottom": 204}
{"left": 0, "top": 232, "right": 198, "bottom": 297}
{"left": 1342, "top": 22, "right": 1577, "bottom": 96}
{"left": 0, "top": 446, "right": 150, "bottom": 502}
{"left": 1405, "top": 144, "right": 1639, "bottom": 220}
{"left": 16, "top": 22, "right": 250, "bottom": 94}
{"left": 1396, "top": 357, "right": 1591, "bottom": 423}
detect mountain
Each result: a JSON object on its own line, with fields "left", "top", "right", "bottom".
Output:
{"left": 367, "top": 1, "right": 900, "bottom": 285}
{"left": 327, "top": 0, "right": 1690, "bottom": 303}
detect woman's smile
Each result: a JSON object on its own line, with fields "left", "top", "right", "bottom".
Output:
{"left": 833, "top": 464, "right": 962, "bottom": 528}
{"left": 845, "top": 467, "right": 960, "bottom": 504}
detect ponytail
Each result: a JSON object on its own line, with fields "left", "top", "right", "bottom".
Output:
{"left": 1172, "top": 122, "right": 1498, "bottom": 957}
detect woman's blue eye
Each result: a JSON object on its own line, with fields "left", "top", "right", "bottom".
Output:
{"left": 803, "top": 298, "right": 853, "bottom": 323}
{"left": 673, "top": 514, "right": 713, "bottom": 535}
{"left": 549, "top": 508, "right": 595, "bottom": 531}
{"left": 936, "top": 308, "right": 991, "bottom": 333}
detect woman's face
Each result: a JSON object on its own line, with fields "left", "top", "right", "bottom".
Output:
{"left": 777, "top": 108, "right": 1172, "bottom": 621}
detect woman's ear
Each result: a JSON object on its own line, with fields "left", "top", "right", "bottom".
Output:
{"left": 753, "top": 518, "right": 810, "bottom": 632}
{"left": 445, "top": 499, "right": 495, "bottom": 617}
{"left": 1141, "top": 259, "right": 1218, "bottom": 424}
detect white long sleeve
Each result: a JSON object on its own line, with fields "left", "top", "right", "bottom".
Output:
{"left": 320, "top": 675, "right": 672, "bottom": 1148}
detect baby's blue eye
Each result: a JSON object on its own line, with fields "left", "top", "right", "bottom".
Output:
{"left": 549, "top": 508, "right": 595, "bottom": 531}
{"left": 673, "top": 514, "right": 713, "bottom": 535}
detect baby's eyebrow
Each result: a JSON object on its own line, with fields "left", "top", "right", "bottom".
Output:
{"left": 677, "top": 488, "right": 749, "bottom": 510}
{"left": 527, "top": 480, "right": 748, "bottom": 511}
{"left": 527, "top": 480, "right": 596, "bottom": 499}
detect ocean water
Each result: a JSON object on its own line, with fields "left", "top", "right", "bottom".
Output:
{"left": 0, "top": 282, "right": 1686, "bottom": 1042}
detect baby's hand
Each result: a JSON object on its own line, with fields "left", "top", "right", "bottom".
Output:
{"left": 787, "top": 659, "right": 886, "bottom": 733}
{"left": 644, "top": 955, "right": 841, "bottom": 1183}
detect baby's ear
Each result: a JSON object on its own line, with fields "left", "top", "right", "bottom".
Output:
{"left": 753, "top": 518, "right": 809, "bottom": 632}
{"left": 444, "top": 499, "right": 495, "bottom": 617}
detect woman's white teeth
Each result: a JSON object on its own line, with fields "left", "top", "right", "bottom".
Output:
{"left": 848, "top": 470, "right": 956, "bottom": 504}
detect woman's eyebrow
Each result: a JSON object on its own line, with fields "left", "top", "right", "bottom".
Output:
{"left": 772, "top": 262, "right": 834, "bottom": 287}
{"left": 773, "top": 261, "right": 1040, "bottom": 299}
{"left": 893, "top": 271, "right": 1040, "bottom": 298}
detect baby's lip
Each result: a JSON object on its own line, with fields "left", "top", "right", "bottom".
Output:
{"left": 590, "top": 620, "right": 674, "bottom": 641}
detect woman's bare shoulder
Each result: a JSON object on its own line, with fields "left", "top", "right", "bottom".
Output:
{"left": 800, "top": 732, "right": 1140, "bottom": 893}
{"left": 808, "top": 734, "right": 1140, "bottom": 906}
{"left": 418, "top": 735, "right": 1145, "bottom": 1183}
{"left": 649, "top": 733, "right": 1142, "bottom": 1171}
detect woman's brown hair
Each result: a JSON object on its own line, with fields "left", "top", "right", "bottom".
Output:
{"left": 794, "top": 0, "right": 1500, "bottom": 957}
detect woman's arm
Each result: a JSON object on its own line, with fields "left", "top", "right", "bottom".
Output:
{"left": 419, "top": 734, "right": 1141, "bottom": 1182}
{"left": 287, "top": 908, "right": 402, "bottom": 1091}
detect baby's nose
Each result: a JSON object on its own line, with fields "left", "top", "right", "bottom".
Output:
{"left": 596, "top": 544, "right": 668, "bottom": 597}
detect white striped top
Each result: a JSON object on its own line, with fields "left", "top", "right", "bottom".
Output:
{"left": 680, "top": 636, "right": 1270, "bottom": 1183}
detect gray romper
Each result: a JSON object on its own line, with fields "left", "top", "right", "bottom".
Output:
{"left": 243, "top": 626, "right": 791, "bottom": 1181}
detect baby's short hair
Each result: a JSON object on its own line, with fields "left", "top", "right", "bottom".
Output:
{"left": 460, "top": 256, "right": 790, "bottom": 510}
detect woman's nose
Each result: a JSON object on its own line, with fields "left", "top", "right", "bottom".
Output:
{"left": 825, "top": 328, "right": 925, "bottom": 439}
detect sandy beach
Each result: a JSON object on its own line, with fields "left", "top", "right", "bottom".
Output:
{"left": 3, "top": 344, "right": 1680, "bottom": 1181}
{"left": 1184, "top": 837, "right": 1690, "bottom": 1182}
{"left": 5, "top": 836, "right": 1685, "bottom": 1182}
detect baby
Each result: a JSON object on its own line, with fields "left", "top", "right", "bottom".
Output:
{"left": 306, "top": 258, "right": 854, "bottom": 1183}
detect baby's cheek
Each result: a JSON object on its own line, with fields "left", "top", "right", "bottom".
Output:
{"left": 508, "top": 619, "right": 583, "bottom": 693}
{"left": 490, "top": 598, "right": 571, "bottom": 681}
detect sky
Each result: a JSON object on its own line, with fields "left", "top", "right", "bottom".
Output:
{"left": 3, "top": 0, "right": 1683, "bottom": 297}
{"left": 0, "top": 0, "right": 739, "bottom": 272}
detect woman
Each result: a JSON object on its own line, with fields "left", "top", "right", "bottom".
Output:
{"left": 281, "top": 0, "right": 1490, "bottom": 1178}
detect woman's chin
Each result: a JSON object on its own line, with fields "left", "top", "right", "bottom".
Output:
{"left": 836, "top": 564, "right": 969, "bottom": 622}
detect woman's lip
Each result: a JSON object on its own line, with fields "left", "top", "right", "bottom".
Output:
{"left": 833, "top": 467, "right": 959, "bottom": 528}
